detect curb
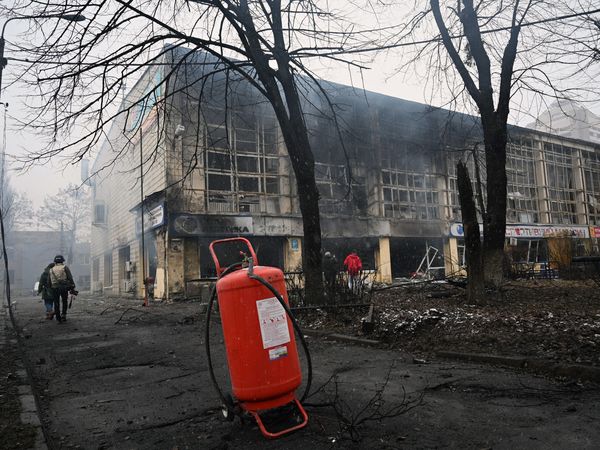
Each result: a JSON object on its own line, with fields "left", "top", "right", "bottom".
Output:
{"left": 2, "top": 307, "right": 48, "bottom": 449}
{"left": 303, "top": 329, "right": 380, "bottom": 346}
{"left": 437, "top": 351, "right": 600, "bottom": 383}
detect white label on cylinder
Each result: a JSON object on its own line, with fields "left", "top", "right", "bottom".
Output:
{"left": 256, "top": 297, "right": 290, "bottom": 349}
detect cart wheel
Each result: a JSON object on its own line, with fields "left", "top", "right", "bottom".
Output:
{"left": 221, "top": 394, "right": 235, "bottom": 422}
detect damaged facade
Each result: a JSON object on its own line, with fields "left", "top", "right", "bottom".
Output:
{"left": 89, "top": 49, "right": 600, "bottom": 299}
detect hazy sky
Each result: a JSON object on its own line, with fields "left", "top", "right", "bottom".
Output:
{"left": 2, "top": 19, "right": 81, "bottom": 209}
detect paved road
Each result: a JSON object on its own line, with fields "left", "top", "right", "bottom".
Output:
{"left": 12, "top": 293, "right": 600, "bottom": 449}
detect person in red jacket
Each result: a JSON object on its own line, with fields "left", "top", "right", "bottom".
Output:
{"left": 343, "top": 250, "right": 362, "bottom": 293}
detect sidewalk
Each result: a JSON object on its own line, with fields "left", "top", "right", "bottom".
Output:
{"left": 1, "top": 299, "right": 47, "bottom": 450}
{"left": 11, "top": 293, "right": 600, "bottom": 449}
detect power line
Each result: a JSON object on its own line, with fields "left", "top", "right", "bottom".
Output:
{"left": 336, "top": 7, "right": 600, "bottom": 55}
{"left": 3, "top": 7, "right": 600, "bottom": 66}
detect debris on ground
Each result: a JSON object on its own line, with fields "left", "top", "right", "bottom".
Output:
{"left": 301, "top": 280, "right": 600, "bottom": 367}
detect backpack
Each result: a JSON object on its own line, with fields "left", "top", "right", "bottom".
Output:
{"left": 50, "top": 264, "right": 70, "bottom": 288}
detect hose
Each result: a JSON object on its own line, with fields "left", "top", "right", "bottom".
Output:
{"left": 204, "top": 265, "right": 313, "bottom": 413}
{"left": 205, "top": 262, "right": 242, "bottom": 408}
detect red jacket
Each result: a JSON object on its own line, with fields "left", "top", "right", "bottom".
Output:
{"left": 344, "top": 253, "right": 362, "bottom": 276}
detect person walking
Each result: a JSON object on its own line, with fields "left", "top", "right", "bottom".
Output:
{"left": 343, "top": 250, "right": 362, "bottom": 293}
{"left": 49, "top": 255, "right": 75, "bottom": 323}
{"left": 38, "top": 262, "right": 56, "bottom": 320}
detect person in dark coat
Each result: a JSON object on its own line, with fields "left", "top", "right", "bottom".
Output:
{"left": 322, "top": 251, "right": 338, "bottom": 291}
{"left": 49, "top": 255, "right": 76, "bottom": 323}
{"left": 38, "top": 262, "right": 56, "bottom": 320}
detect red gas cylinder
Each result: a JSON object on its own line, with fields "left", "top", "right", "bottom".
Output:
{"left": 209, "top": 238, "right": 308, "bottom": 438}
{"left": 217, "top": 265, "right": 302, "bottom": 410}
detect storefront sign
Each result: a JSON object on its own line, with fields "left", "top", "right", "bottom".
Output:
{"left": 590, "top": 226, "right": 600, "bottom": 238}
{"left": 506, "top": 225, "right": 589, "bottom": 238}
{"left": 170, "top": 214, "right": 253, "bottom": 236}
{"left": 135, "top": 203, "right": 165, "bottom": 234}
{"left": 290, "top": 238, "right": 299, "bottom": 251}
{"left": 449, "top": 223, "right": 589, "bottom": 238}
{"left": 449, "top": 223, "right": 482, "bottom": 237}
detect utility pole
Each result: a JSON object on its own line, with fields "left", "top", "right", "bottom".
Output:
{"left": 0, "top": 12, "right": 86, "bottom": 317}
{"left": 140, "top": 127, "right": 148, "bottom": 307}
{"left": 60, "top": 220, "right": 65, "bottom": 256}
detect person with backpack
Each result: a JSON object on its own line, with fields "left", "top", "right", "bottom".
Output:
{"left": 38, "top": 262, "right": 56, "bottom": 320}
{"left": 343, "top": 250, "right": 362, "bottom": 293}
{"left": 49, "top": 255, "right": 76, "bottom": 323}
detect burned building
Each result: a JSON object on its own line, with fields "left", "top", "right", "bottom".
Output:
{"left": 89, "top": 48, "right": 600, "bottom": 299}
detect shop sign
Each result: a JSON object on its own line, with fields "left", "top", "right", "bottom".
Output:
{"left": 590, "top": 226, "right": 600, "bottom": 238}
{"left": 136, "top": 203, "right": 165, "bottom": 234}
{"left": 171, "top": 214, "right": 253, "bottom": 236}
{"left": 449, "top": 223, "right": 589, "bottom": 238}
{"left": 290, "top": 238, "right": 299, "bottom": 251}
{"left": 506, "top": 225, "right": 589, "bottom": 238}
{"left": 449, "top": 223, "right": 482, "bottom": 237}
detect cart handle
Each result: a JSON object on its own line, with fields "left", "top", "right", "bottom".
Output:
{"left": 209, "top": 237, "right": 258, "bottom": 277}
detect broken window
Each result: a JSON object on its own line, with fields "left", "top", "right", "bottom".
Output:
{"left": 236, "top": 155, "right": 259, "bottom": 172}
{"left": 583, "top": 151, "right": 600, "bottom": 225}
{"left": 506, "top": 142, "right": 539, "bottom": 223}
{"left": 315, "top": 162, "right": 367, "bottom": 214}
{"left": 207, "top": 152, "right": 231, "bottom": 171}
{"left": 204, "top": 108, "right": 281, "bottom": 213}
{"left": 545, "top": 144, "right": 577, "bottom": 224}
{"left": 381, "top": 168, "right": 440, "bottom": 220}
{"left": 208, "top": 173, "right": 231, "bottom": 191}
{"left": 238, "top": 176, "right": 260, "bottom": 192}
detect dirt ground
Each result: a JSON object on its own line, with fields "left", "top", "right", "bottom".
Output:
{"left": 8, "top": 287, "right": 600, "bottom": 449}
{"left": 305, "top": 279, "right": 600, "bottom": 368}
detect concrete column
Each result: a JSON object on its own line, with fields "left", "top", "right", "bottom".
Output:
{"left": 443, "top": 238, "right": 462, "bottom": 276}
{"left": 376, "top": 237, "right": 392, "bottom": 283}
{"left": 573, "top": 148, "right": 587, "bottom": 224}
{"left": 284, "top": 237, "right": 303, "bottom": 272}
{"left": 534, "top": 138, "right": 550, "bottom": 223}
{"left": 167, "top": 238, "right": 185, "bottom": 297}
{"left": 154, "top": 229, "right": 167, "bottom": 300}
{"left": 136, "top": 240, "right": 145, "bottom": 299}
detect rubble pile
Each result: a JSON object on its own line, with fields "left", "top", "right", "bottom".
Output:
{"left": 306, "top": 280, "right": 600, "bottom": 367}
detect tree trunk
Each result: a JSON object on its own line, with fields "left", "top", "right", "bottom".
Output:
{"left": 251, "top": 60, "right": 324, "bottom": 305}
{"left": 457, "top": 161, "right": 484, "bottom": 303}
{"left": 279, "top": 121, "right": 323, "bottom": 306}
{"left": 482, "top": 115, "right": 508, "bottom": 287}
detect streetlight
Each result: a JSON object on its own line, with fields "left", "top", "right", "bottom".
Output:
{"left": 0, "top": 12, "right": 85, "bottom": 312}
{"left": 0, "top": 12, "right": 86, "bottom": 100}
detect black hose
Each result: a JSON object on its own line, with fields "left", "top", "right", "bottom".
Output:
{"left": 204, "top": 262, "right": 242, "bottom": 408}
{"left": 204, "top": 284, "right": 228, "bottom": 407}
{"left": 204, "top": 266, "right": 313, "bottom": 408}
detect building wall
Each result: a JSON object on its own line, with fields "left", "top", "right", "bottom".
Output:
{"left": 90, "top": 64, "right": 168, "bottom": 296}
{"left": 90, "top": 50, "right": 600, "bottom": 296}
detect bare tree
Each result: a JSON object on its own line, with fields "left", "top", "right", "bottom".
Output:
{"left": 1, "top": 178, "right": 33, "bottom": 234}
{"left": 1, "top": 1, "right": 372, "bottom": 301}
{"left": 387, "top": 1, "right": 600, "bottom": 297}
{"left": 36, "top": 183, "right": 90, "bottom": 263}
